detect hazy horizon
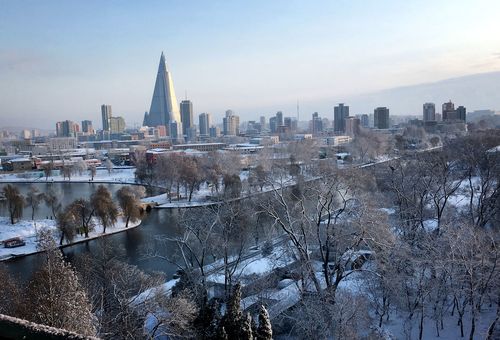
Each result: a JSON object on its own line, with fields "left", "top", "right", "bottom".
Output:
{"left": 1, "top": 1, "right": 500, "bottom": 129}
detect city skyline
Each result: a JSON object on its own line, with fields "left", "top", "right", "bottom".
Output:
{"left": 1, "top": 1, "right": 500, "bottom": 129}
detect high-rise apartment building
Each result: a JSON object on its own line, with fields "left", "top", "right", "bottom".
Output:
{"left": 81, "top": 120, "right": 94, "bottom": 134}
{"left": 312, "top": 112, "right": 323, "bottom": 134}
{"left": 259, "top": 116, "right": 266, "bottom": 130}
{"left": 180, "top": 100, "right": 193, "bottom": 135}
{"left": 456, "top": 106, "right": 466, "bottom": 121}
{"left": 56, "top": 120, "right": 78, "bottom": 137}
{"left": 345, "top": 116, "right": 361, "bottom": 136}
{"left": 423, "top": 103, "right": 436, "bottom": 122}
{"left": 269, "top": 117, "right": 277, "bottom": 133}
{"left": 223, "top": 110, "right": 239, "bottom": 135}
{"left": 276, "top": 111, "right": 283, "bottom": 127}
{"left": 101, "top": 104, "right": 112, "bottom": 131}
{"left": 334, "top": 103, "right": 349, "bottom": 133}
{"left": 442, "top": 101, "right": 466, "bottom": 121}
{"left": 21, "top": 129, "right": 31, "bottom": 139}
{"left": 169, "top": 120, "right": 181, "bottom": 141}
{"left": 199, "top": 113, "right": 211, "bottom": 136}
{"left": 284, "top": 117, "right": 296, "bottom": 132}
{"left": 109, "top": 117, "right": 126, "bottom": 133}
{"left": 442, "top": 101, "right": 455, "bottom": 121}
{"left": 360, "top": 114, "right": 369, "bottom": 127}
{"left": 209, "top": 126, "right": 220, "bottom": 138}
{"left": 374, "top": 107, "right": 390, "bottom": 129}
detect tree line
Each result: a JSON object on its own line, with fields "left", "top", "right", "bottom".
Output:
{"left": 1, "top": 184, "right": 145, "bottom": 244}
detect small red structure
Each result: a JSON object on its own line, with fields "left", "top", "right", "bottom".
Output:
{"left": 3, "top": 237, "right": 25, "bottom": 248}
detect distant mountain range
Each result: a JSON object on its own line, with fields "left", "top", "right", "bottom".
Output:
{"left": 344, "top": 71, "right": 500, "bottom": 115}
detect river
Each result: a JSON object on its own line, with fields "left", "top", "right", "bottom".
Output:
{"left": 0, "top": 182, "right": 183, "bottom": 282}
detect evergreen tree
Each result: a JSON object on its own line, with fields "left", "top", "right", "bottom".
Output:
{"left": 257, "top": 305, "right": 273, "bottom": 340}
{"left": 222, "top": 282, "right": 243, "bottom": 339}
{"left": 26, "top": 231, "right": 96, "bottom": 336}
{"left": 221, "top": 283, "right": 256, "bottom": 339}
{"left": 217, "top": 326, "right": 228, "bottom": 340}
{"left": 195, "top": 298, "right": 222, "bottom": 340}
{"left": 241, "top": 312, "right": 254, "bottom": 340}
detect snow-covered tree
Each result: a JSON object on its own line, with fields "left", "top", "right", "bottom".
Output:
{"left": 26, "top": 231, "right": 96, "bottom": 336}
{"left": 74, "top": 159, "right": 88, "bottom": 176}
{"left": 105, "top": 159, "right": 113, "bottom": 175}
{"left": 256, "top": 305, "right": 272, "bottom": 340}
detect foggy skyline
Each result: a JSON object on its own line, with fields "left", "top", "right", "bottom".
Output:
{"left": 1, "top": 1, "right": 500, "bottom": 129}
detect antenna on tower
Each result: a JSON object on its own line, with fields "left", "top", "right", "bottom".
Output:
{"left": 185, "top": 90, "right": 187, "bottom": 100}
{"left": 296, "top": 99, "right": 300, "bottom": 122}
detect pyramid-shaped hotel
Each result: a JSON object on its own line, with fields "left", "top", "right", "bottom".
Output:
{"left": 143, "top": 53, "right": 181, "bottom": 127}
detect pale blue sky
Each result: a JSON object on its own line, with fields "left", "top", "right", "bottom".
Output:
{"left": 1, "top": 0, "right": 499, "bottom": 129}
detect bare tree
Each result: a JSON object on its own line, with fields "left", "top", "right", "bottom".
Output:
{"left": 25, "top": 185, "right": 44, "bottom": 220}
{"left": 180, "top": 157, "right": 204, "bottom": 202}
{"left": 68, "top": 198, "right": 94, "bottom": 238}
{"left": 116, "top": 186, "right": 144, "bottom": 227}
{"left": 74, "top": 159, "right": 88, "bottom": 176}
{"left": 89, "top": 164, "right": 97, "bottom": 181}
{"left": 451, "top": 133, "right": 500, "bottom": 228}
{"left": 147, "top": 291, "right": 198, "bottom": 339}
{"left": 134, "top": 151, "right": 155, "bottom": 191}
{"left": 2, "top": 184, "right": 24, "bottom": 224}
{"left": 76, "top": 239, "right": 164, "bottom": 338}
{"left": 56, "top": 208, "right": 78, "bottom": 245}
{"left": 154, "top": 153, "right": 182, "bottom": 202}
{"left": 202, "top": 152, "right": 224, "bottom": 195}
{"left": 44, "top": 186, "right": 62, "bottom": 219}
{"left": 62, "top": 164, "right": 72, "bottom": 181}
{"left": 349, "top": 128, "right": 394, "bottom": 163}
{"left": 105, "top": 158, "right": 114, "bottom": 175}
{"left": 223, "top": 173, "right": 242, "bottom": 199}
{"left": 445, "top": 223, "right": 499, "bottom": 340}
{"left": 91, "top": 185, "right": 118, "bottom": 233}
{"left": 42, "top": 161, "right": 54, "bottom": 181}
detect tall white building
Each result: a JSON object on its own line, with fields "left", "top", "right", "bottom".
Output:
{"left": 109, "top": 116, "right": 126, "bottom": 133}
{"left": 223, "top": 110, "right": 240, "bottom": 136}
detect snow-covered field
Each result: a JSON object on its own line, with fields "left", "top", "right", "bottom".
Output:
{"left": 0, "top": 215, "right": 141, "bottom": 261}
{"left": 0, "top": 167, "right": 137, "bottom": 184}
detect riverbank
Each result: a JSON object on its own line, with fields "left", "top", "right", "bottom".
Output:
{"left": 0, "top": 216, "right": 142, "bottom": 261}
{"left": 0, "top": 168, "right": 137, "bottom": 185}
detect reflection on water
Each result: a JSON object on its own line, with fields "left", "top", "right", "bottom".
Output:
{"left": 0, "top": 182, "right": 182, "bottom": 282}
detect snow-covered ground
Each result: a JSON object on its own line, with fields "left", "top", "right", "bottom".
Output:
{"left": 206, "top": 244, "right": 295, "bottom": 286}
{"left": 0, "top": 215, "right": 141, "bottom": 261}
{"left": 0, "top": 167, "right": 137, "bottom": 184}
{"left": 143, "top": 171, "right": 300, "bottom": 208}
